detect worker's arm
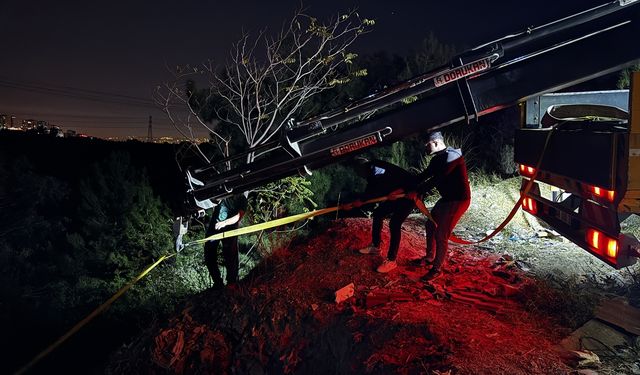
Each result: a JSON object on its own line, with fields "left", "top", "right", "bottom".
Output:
{"left": 416, "top": 156, "right": 442, "bottom": 194}
{"left": 215, "top": 212, "right": 242, "bottom": 230}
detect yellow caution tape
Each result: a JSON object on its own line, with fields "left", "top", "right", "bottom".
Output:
{"left": 16, "top": 127, "right": 555, "bottom": 373}
{"left": 15, "top": 253, "right": 175, "bottom": 375}
{"left": 16, "top": 189, "right": 433, "bottom": 374}
{"left": 187, "top": 191, "right": 435, "bottom": 246}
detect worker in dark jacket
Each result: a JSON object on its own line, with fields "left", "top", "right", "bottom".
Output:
{"left": 350, "top": 157, "right": 417, "bottom": 273}
{"left": 204, "top": 192, "right": 249, "bottom": 289}
{"left": 415, "top": 131, "right": 471, "bottom": 281}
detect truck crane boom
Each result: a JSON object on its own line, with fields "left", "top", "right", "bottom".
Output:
{"left": 180, "top": 1, "right": 640, "bottom": 269}
{"left": 188, "top": 0, "right": 640, "bottom": 204}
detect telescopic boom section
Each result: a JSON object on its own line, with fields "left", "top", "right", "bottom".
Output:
{"left": 189, "top": 0, "right": 640, "bottom": 203}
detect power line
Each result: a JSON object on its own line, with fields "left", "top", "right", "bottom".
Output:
{"left": 0, "top": 83, "right": 158, "bottom": 109}
{"left": 44, "top": 120, "right": 153, "bottom": 124}
{"left": 0, "top": 80, "right": 160, "bottom": 109}
{"left": 69, "top": 125, "right": 178, "bottom": 130}
{"left": 5, "top": 116, "right": 175, "bottom": 126}
{"left": 0, "top": 76, "right": 157, "bottom": 104}
{"left": 7, "top": 108, "right": 190, "bottom": 119}
{"left": 8, "top": 112, "right": 151, "bottom": 120}
{"left": 4, "top": 110, "right": 179, "bottom": 126}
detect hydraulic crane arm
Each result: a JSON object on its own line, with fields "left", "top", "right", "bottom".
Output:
{"left": 188, "top": 0, "right": 640, "bottom": 204}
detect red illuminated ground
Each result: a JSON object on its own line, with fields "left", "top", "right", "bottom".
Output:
{"left": 113, "top": 217, "right": 575, "bottom": 374}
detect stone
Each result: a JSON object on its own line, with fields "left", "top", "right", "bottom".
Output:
{"left": 595, "top": 298, "right": 640, "bottom": 335}
{"left": 334, "top": 283, "right": 355, "bottom": 304}
{"left": 559, "top": 319, "right": 630, "bottom": 355}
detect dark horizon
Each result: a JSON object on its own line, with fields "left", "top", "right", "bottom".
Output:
{"left": 0, "top": 0, "right": 608, "bottom": 138}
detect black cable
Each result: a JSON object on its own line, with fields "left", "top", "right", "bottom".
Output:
{"left": 0, "top": 76, "right": 156, "bottom": 104}
{"left": 0, "top": 83, "right": 157, "bottom": 109}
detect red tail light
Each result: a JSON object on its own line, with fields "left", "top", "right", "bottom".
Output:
{"left": 521, "top": 197, "right": 537, "bottom": 215}
{"left": 519, "top": 164, "right": 536, "bottom": 177}
{"left": 590, "top": 185, "right": 615, "bottom": 202}
{"left": 586, "top": 228, "right": 618, "bottom": 258}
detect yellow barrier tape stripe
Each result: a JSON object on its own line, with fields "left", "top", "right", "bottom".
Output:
{"left": 16, "top": 190, "right": 434, "bottom": 374}
{"left": 187, "top": 192, "right": 435, "bottom": 246}
{"left": 15, "top": 253, "right": 176, "bottom": 375}
{"left": 450, "top": 127, "right": 555, "bottom": 245}
{"left": 17, "top": 134, "right": 555, "bottom": 375}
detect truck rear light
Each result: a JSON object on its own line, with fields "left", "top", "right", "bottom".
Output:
{"left": 590, "top": 185, "right": 615, "bottom": 202}
{"left": 519, "top": 164, "right": 536, "bottom": 177}
{"left": 586, "top": 228, "right": 618, "bottom": 258}
{"left": 607, "top": 238, "right": 618, "bottom": 258}
{"left": 522, "top": 197, "right": 537, "bottom": 214}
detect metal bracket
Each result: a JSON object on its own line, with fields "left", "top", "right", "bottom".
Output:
{"left": 456, "top": 76, "right": 479, "bottom": 125}
{"left": 187, "top": 170, "right": 215, "bottom": 209}
{"left": 172, "top": 217, "right": 189, "bottom": 252}
{"left": 281, "top": 118, "right": 303, "bottom": 157}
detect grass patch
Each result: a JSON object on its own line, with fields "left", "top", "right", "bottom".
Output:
{"left": 520, "top": 275, "right": 602, "bottom": 329}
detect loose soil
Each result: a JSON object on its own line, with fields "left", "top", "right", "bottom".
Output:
{"left": 109, "top": 177, "right": 640, "bottom": 374}
{"left": 110, "top": 217, "right": 576, "bottom": 374}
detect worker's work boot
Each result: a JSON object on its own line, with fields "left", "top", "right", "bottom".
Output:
{"left": 408, "top": 254, "right": 435, "bottom": 267}
{"left": 408, "top": 257, "right": 425, "bottom": 267}
{"left": 376, "top": 260, "right": 397, "bottom": 273}
{"left": 358, "top": 244, "right": 380, "bottom": 255}
{"left": 420, "top": 270, "right": 443, "bottom": 282}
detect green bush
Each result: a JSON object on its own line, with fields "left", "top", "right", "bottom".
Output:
{"left": 237, "top": 176, "right": 317, "bottom": 257}
{"left": 308, "top": 163, "right": 366, "bottom": 208}
{"left": 0, "top": 156, "right": 71, "bottom": 324}
{"left": 0, "top": 152, "right": 210, "bottom": 334}
{"left": 66, "top": 151, "right": 209, "bottom": 320}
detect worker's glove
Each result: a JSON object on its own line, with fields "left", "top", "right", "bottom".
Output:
{"left": 215, "top": 221, "right": 226, "bottom": 230}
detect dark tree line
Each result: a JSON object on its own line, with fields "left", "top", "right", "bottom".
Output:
{"left": 0, "top": 137, "right": 209, "bottom": 373}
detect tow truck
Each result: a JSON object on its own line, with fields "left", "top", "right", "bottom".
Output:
{"left": 181, "top": 0, "right": 640, "bottom": 269}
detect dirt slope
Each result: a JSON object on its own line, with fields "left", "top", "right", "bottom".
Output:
{"left": 108, "top": 217, "right": 575, "bottom": 374}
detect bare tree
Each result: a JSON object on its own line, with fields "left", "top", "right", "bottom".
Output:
{"left": 155, "top": 9, "right": 373, "bottom": 166}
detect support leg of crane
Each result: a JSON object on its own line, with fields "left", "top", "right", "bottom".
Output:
{"left": 172, "top": 217, "right": 189, "bottom": 253}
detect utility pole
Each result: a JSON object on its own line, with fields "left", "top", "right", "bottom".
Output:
{"left": 147, "top": 115, "right": 153, "bottom": 143}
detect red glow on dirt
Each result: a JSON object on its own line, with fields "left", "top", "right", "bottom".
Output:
{"left": 144, "top": 218, "right": 571, "bottom": 374}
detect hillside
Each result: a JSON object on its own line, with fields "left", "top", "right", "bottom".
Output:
{"left": 108, "top": 217, "right": 578, "bottom": 374}
{"left": 104, "top": 175, "right": 640, "bottom": 374}
{"left": 5, "top": 134, "right": 636, "bottom": 374}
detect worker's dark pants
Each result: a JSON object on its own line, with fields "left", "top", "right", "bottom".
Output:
{"left": 204, "top": 222, "right": 239, "bottom": 287}
{"left": 372, "top": 198, "right": 415, "bottom": 261}
{"left": 426, "top": 199, "right": 470, "bottom": 274}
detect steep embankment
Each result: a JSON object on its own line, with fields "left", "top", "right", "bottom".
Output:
{"left": 109, "top": 217, "right": 573, "bottom": 374}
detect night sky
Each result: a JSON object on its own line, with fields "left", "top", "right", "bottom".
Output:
{"left": 0, "top": 0, "right": 607, "bottom": 138}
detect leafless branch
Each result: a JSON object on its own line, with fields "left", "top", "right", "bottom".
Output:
{"left": 157, "top": 9, "right": 372, "bottom": 168}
